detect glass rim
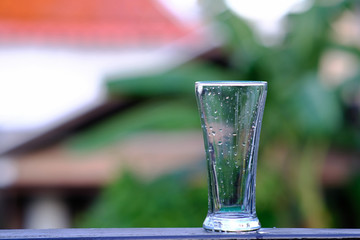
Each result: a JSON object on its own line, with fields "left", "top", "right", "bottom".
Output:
{"left": 195, "top": 81, "right": 267, "bottom": 87}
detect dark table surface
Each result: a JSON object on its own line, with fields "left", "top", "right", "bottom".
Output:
{"left": 0, "top": 228, "right": 360, "bottom": 239}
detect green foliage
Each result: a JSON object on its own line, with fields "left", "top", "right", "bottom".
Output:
{"left": 77, "top": 170, "right": 208, "bottom": 228}
{"left": 333, "top": 75, "right": 360, "bottom": 149}
{"left": 285, "top": 74, "right": 342, "bottom": 138}
{"left": 106, "top": 61, "right": 238, "bottom": 98}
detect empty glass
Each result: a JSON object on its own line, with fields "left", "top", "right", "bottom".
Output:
{"left": 195, "top": 81, "right": 267, "bottom": 232}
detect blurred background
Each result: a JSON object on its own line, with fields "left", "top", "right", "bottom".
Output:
{"left": 0, "top": 0, "right": 359, "bottom": 229}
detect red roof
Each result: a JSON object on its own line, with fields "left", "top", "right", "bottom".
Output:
{"left": 0, "top": 0, "right": 201, "bottom": 46}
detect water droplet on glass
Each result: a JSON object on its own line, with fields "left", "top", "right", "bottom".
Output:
{"left": 242, "top": 142, "right": 246, "bottom": 146}
{"left": 232, "top": 133, "right": 237, "bottom": 136}
{"left": 225, "top": 96, "right": 229, "bottom": 100}
{"left": 218, "top": 141, "right": 223, "bottom": 146}
{"left": 212, "top": 131, "right": 216, "bottom": 136}
{"left": 214, "top": 109, "right": 218, "bottom": 114}
{"left": 219, "top": 128, "right": 223, "bottom": 132}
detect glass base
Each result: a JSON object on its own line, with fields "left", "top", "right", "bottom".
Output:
{"left": 203, "top": 213, "right": 261, "bottom": 232}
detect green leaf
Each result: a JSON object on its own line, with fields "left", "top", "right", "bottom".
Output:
{"left": 106, "top": 61, "right": 237, "bottom": 97}
{"left": 77, "top": 169, "right": 207, "bottom": 228}
{"left": 287, "top": 74, "right": 342, "bottom": 137}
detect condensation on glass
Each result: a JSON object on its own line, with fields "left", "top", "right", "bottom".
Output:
{"left": 195, "top": 81, "right": 267, "bottom": 232}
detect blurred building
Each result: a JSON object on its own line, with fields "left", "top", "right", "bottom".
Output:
{"left": 0, "top": 0, "right": 203, "bottom": 46}
{"left": 0, "top": 0, "right": 214, "bottom": 229}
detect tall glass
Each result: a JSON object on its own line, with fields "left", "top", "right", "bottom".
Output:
{"left": 195, "top": 81, "right": 267, "bottom": 232}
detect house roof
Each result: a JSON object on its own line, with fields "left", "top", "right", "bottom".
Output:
{"left": 0, "top": 0, "right": 202, "bottom": 46}
{"left": 0, "top": 99, "right": 136, "bottom": 157}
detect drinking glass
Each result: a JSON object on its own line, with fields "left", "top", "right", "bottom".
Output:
{"left": 195, "top": 81, "right": 267, "bottom": 232}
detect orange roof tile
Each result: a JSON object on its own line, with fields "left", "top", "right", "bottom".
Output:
{"left": 0, "top": 0, "right": 200, "bottom": 46}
